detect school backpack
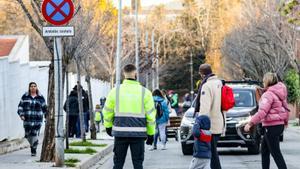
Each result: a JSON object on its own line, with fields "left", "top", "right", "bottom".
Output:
{"left": 155, "top": 101, "right": 163, "bottom": 119}
{"left": 221, "top": 85, "right": 235, "bottom": 111}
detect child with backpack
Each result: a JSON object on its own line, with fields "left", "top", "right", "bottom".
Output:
{"left": 150, "top": 89, "right": 170, "bottom": 150}
{"left": 94, "top": 104, "right": 102, "bottom": 133}
{"left": 189, "top": 115, "right": 212, "bottom": 169}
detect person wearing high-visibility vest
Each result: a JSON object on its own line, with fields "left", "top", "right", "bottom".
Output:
{"left": 103, "top": 64, "right": 156, "bottom": 169}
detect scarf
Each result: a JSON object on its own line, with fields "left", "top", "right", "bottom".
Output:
{"left": 193, "top": 74, "right": 215, "bottom": 117}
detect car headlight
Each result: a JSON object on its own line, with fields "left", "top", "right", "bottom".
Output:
{"left": 236, "top": 116, "right": 251, "bottom": 128}
{"left": 181, "top": 117, "right": 194, "bottom": 127}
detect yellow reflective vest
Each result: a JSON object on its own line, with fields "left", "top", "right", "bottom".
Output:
{"left": 103, "top": 79, "right": 156, "bottom": 137}
{"left": 95, "top": 110, "right": 102, "bottom": 122}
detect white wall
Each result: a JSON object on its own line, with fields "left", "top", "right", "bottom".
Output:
{"left": 64, "top": 73, "right": 111, "bottom": 110}
{"left": 0, "top": 36, "right": 110, "bottom": 142}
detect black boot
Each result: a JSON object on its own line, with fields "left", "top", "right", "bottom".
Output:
{"left": 31, "top": 141, "right": 38, "bottom": 156}
{"left": 31, "top": 147, "right": 36, "bottom": 156}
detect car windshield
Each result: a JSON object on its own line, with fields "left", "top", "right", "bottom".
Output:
{"left": 233, "top": 89, "right": 255, "bottom": 107}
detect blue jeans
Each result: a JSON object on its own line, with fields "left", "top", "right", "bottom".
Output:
{"left": 83, "top": 112, "right": 89, "bottom": 132}
{"left": 153, "top": 123, "right": 167, "bottom": 147}
{"left": 75, "top": 112, "right": 89, "bottom": 137}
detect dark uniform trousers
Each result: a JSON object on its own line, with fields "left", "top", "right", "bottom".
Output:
{"left": 211, "top": 134, "right": 222, "bottom": 169}
{"left": 113, "top": 137, "right": 145, "bottom": 169}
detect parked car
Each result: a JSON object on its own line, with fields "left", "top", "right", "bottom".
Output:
{"left": 179, "top": 80, "right": 263, "bottom": 155}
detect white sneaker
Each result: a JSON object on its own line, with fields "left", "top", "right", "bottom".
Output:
{"left": 149, "top": 146, "right": 157, "bottom": 151}
{"left": 161, "top": 144, "right": 167, "bottom": 150}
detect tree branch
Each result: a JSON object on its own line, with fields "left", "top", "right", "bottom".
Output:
{"left": 16, "top": 0, "right": 42, "bottom": 35}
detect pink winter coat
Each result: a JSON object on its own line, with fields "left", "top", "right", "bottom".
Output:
{"left": 250, "top": 82, "right": 290, "bottom": 127}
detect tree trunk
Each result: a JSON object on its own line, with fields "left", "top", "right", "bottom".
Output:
{"left": 40, "top": 63, "right": 55, "bottom": 162}
{"left": 75, "top": 59, "right": 86, "bottom": 142}
{"left": 86, "top": 75, "right": 96, "bottom": 139}
{"left": 110, "top": 72, "right": 115, "bottom": 88}
{"left": 65, "top": 71, "right": 69, "bottom": 149}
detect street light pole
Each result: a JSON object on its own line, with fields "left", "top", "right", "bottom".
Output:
{"left": 145, "top": 31, "right": 149, "bottom": 88}
{"left": 190, "top": 52, "right": 194, "bottom": 101}
{"left": 116, "top": 0, "right": 122, "bottom": 86}
{"left": 151, "top": 30, "right": 155, "bottom": 90}
{"left": 135, "top": 0, "right": 139, "bottom": 81}
{"left": 156, "top": 41, "right": 159, "bottom": 89}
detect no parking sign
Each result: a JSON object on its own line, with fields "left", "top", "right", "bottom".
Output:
{"left": 42, "top": 0, "right": 74, "bottom": 26}
{"left": 41, "top": 0, "right": 75, "bottom": 37}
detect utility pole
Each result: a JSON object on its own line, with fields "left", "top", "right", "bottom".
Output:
{"left": 145, "top": 31, "right": 149, "bottom": 88}
{"left": 75, "top": 59, "right": 86, "bottom": 142}
{"left": 190, "top": 52, "right": 194, "bottom": 101}
{"left": 116, "top": 0, "right": 122, "bottom": 86}
{"left": 65, "top": 70, "right": 69, "bottom": 149}
{"left": 54, "top": 37, "right": 64, "bottom": 166}
{"left": 156, "top": 41, "right": 159, "bottom": 89}
{"left": 135, "top": 0, "right": 139, "bottom": 81}
{"left": 151, "top": 30, "right": 155, "bottom": 90}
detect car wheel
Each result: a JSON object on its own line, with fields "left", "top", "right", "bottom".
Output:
{"left": 181, "top": 142, "right": 193, "bottom": 155}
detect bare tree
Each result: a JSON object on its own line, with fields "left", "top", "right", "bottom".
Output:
{"left": 15, "top": 0, "right": 102, "bottom": 161}
{"left": 92, "top": 36, "right": 135, "bottom": 87}
{"left": 64, "top": 2, "right": 101, "bottom": 141}
{"left": 222, "top": 0, "right": 299, "bottom": 81}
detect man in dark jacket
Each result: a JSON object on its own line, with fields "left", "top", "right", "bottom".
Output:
{"left": 72, "top": 85, "right": 90, "bottom": 137}
{"left": 64, "top": 90, "right": 79, "bottom": 137}
{"left": 82, "top": 89, "right": 90, "bottom": 132}
{"left": 189, "top": 115, "right": 211, "bottom": 169}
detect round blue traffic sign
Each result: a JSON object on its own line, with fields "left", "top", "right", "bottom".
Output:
{"left": 42, "top": 0, "right": 74, "bottom": 26}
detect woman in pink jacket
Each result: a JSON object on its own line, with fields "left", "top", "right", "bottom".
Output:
{"left": 245, "top": 72, "right": 289, "bottom": 169}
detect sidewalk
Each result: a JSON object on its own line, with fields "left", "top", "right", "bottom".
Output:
{"left": 0, "top": 125, "right": 114, "bottom": 169}
{"left": 288, "top": 119, "right": 300, "bottom": 134}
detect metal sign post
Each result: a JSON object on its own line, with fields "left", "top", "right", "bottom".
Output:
{"left": 135, "top": 0, "right": 139, "bottom": 81}
{"left": 41, "top": 0, "right": 75, "bottom": 167}
{"left": 53, "top": 37, "right": 64, "bottom": 166}
{"left": 116, "top": 0, "right": 122, "bottom": 86}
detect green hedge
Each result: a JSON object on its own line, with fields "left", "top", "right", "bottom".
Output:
{"left": 284, "top": 69, "right": 300, "bottom": 104}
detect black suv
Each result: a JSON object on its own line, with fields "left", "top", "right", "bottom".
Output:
{"left": 179, "top": 81, "right": 262, "bottom": 155}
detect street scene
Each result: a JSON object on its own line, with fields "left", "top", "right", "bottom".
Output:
{"left": 0, "top": 0, "right": 300, "bottom": 169}
{"left": 92, "top": 127, "right": 300, "bottom": 169}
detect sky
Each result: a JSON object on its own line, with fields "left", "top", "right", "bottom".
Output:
{"left": 112, "top": 0, "right": 175, "bottom": 7}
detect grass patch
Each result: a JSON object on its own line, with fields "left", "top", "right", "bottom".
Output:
{"left": 70, "top": 141, "right": 107, "bottom": 147}
{"left": 65, "top": 163, "right": 76, "bottom": 167}
{"left": 64, "top": 158, "right": 80, "bottom": 167}
{"left": 65, "top": 158, "right": 80, "bottom": 163}
{"left": 64, "top": 147, "right": 97, "bottom": 154}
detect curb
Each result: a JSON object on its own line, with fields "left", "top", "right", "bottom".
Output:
{"left": 76, "top": 143, "right": 114, "bottom": 169}
{"left": 0, "top": 138, "right": 29, "bottom": 155}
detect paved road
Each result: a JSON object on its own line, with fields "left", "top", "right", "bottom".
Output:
{"left": 91, "top": 127, "right": 300, "bottom": 169}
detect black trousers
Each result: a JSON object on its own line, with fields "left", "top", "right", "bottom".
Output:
{"left": 113, "top": 137, "right": 145, "bottom": 169}
{"left": 211, "top": 134, "right": 222, "bottom": 169}
{"left": 68, "top": 115, "right": 78, "bottom": 137}
{"left": 262, "top": 125, "right": 287, "bottom": 169}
